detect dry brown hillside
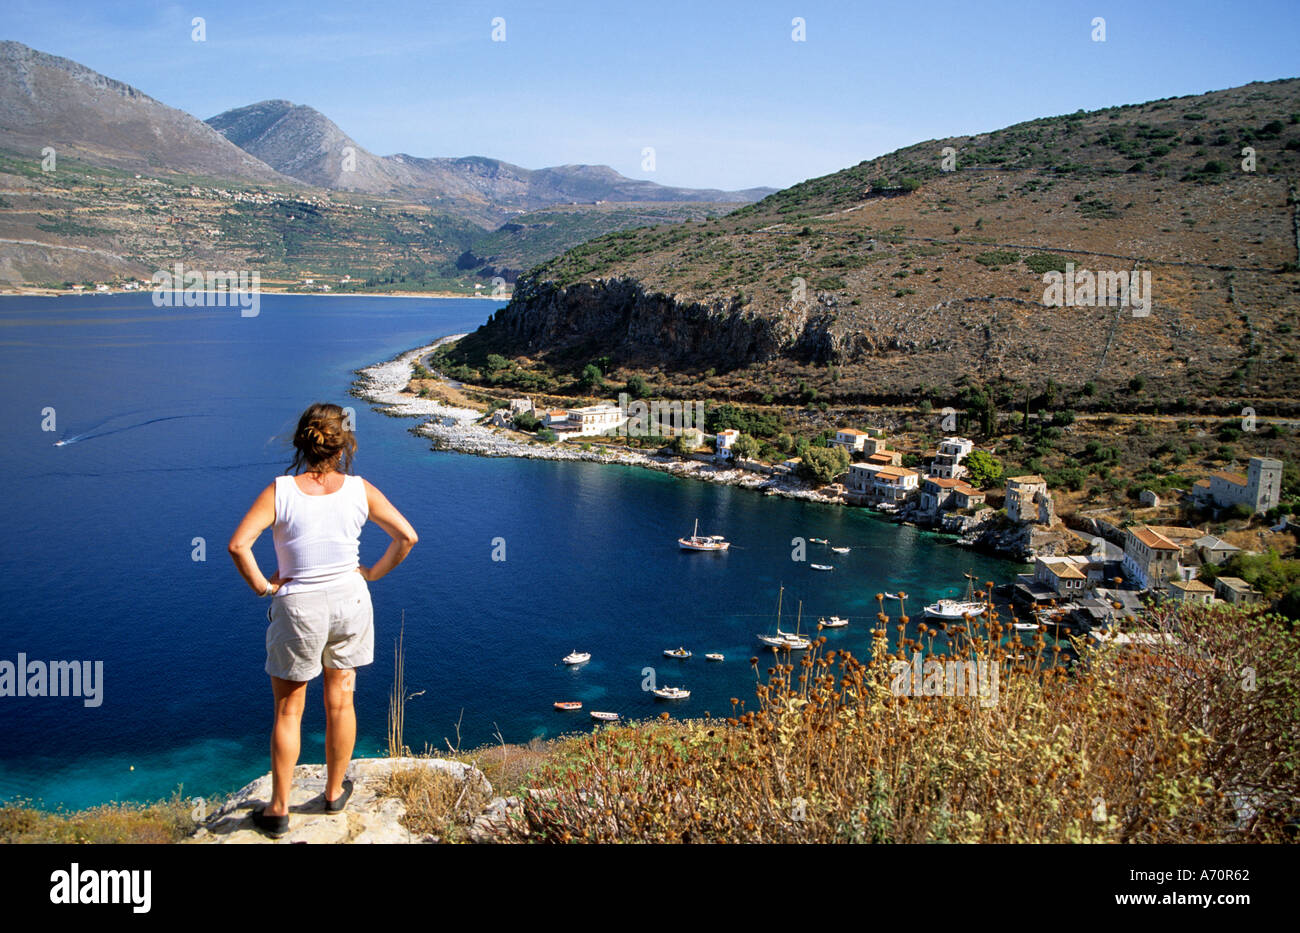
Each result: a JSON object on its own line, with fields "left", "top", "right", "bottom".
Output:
{"left": 449, "top": 78, "right": 1300, "bottom": 415}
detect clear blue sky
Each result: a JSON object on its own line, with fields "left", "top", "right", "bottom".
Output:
{"left": 6, "top": 0, "right": 1299, "bottom": 190}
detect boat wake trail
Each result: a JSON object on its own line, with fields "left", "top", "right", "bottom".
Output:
{"left": 55, "top": 413, "right": 205, "bottom": 446}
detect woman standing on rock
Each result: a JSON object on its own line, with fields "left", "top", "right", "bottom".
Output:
{"left": 228, "top": 402, "right": 418, "bottom": 837}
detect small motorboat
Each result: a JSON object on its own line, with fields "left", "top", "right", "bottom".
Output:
{"left": 884, "top": 592, "right": 901, "bottom": 600}
{"left": 810, "top": 564, "right": 834, "bottom": 571}
{"left": 818, "top": 615, "right": 849, "bottom": 628}
{"left": 554, "top": 701, "right": 582, "bottom": 711}
{"left": 652, "top": 686, "right": 690, "bottom": 700}
{"left": 590, "top": 711, "right": 619, "bottom": 722}
{"left": 831, "top": 546, "right": 850, "bottom": 554}
{"left": 809, "top": 537, "right": 829, "bottom": 545}
{"left": 663, "top": 647, "right": 692, "bottom": 659}
{"left": 1013, "top": 621, "right": 1039, "bottom": 631}
{"left": 705, "top": 653, "right": 725, "bottom": 662}
{"left": 562, "top": 650, "right": 591, "bottom": 665}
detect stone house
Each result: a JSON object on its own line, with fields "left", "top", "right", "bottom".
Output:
{"left": 1122, "top": 525, "right": 1182, "bottom": 590}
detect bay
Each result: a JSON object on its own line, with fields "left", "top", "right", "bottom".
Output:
{"left": 0, "top": 294, "right": 1020, "bottom": 810}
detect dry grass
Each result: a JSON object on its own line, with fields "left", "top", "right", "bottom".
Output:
{"left": 0, "top": 790, "right": 200, "bottom": 844}
{"left": 503, "top": 596, "right": 1299, "bottom": 843}
{"left": 374, "top": 764, "right": 491, "bottom": 842}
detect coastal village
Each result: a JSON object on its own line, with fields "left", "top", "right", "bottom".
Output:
{"left": 390, "top": 360, "right": 1297, "bottom": 637}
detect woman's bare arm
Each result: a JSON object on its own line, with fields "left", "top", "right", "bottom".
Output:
{"left": 360, "top": 479, "right": 417, "bottom": 581}
{"left": 228, "top": 482, "right": 290, "bottom": 594}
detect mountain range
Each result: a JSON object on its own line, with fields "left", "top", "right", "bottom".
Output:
{"left": 206, "top": 99, "right": 771, "bottom": 226}
{"left": 0, "top": 40, "right": 771, "bottom": 287}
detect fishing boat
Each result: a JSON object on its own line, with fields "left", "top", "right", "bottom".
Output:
{"left": 811, "top": 563, "right": 834, "bottom": 571}
{"left": 679, "top": 519, "right": 729, "bottom": 551}
{"left": 830, "top": 546, "right": 850, "bottom": 554}
{"left": 652, "top": 686, "right": 690, "bottom": 700}
{"left": 818, "top": 615, "right": 849, "bottom": 628}
{"left": 562, "top": 650, "right": 591, "bottom": 665}
{"left": 590, "top": 711, "right": 619, "bottom": 721}
{"left": 664, "top": 647, "right": 692, "bottom": 659}
{"left": 924, "top": 573, "right": 987, "bottom": 621}
{"left": 553, "top": 701, "right": 582, "bottom": 711}
{"left": 809, "top": 537, "right": 828, "bottom": 545}
{"left": 705, "top": 653, "right": 725, "bottom": 662}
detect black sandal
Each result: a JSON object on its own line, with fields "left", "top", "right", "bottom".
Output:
{"left": 251, "top": 806, "right": 289, "bottom": 837}
{"left": 325, "top": 779, "right": 354, "bottom": 813}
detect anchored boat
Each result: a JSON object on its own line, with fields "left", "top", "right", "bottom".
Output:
{"left": 652, "top": 686, "right": 690, "bottom": 700}
{"left": 679, "top": 519, "right": 729, "bottom": 551}
{"left": 924, "top": 573, "right": 987, "bottom": 621}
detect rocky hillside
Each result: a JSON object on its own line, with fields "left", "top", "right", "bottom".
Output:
{"left": 451, "top": 78, "right": 1300, "bottom": 413}
{"left": 0, "top": 41, "right": 285, "bottom": 182}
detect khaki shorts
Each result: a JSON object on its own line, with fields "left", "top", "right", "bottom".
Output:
{"left": 265, "top": 571, "right": 374, "bottom": 681}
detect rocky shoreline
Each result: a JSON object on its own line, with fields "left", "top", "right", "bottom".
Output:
{"left": 351, "top": 337, "right": 851, "bottom": 507}
{"left": 352, "top": 338, "right": 1052, "bottom": 560}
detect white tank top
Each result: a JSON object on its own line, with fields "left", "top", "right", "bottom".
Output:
{"left": 271, "top": 474, "right": 369, "bottom": 596}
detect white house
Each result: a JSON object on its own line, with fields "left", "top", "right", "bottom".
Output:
{"left": 930, "top": 437, "right": 975, "bottom": 480}
{"left": 561, "top": 404, "right": 626, "bottom": 437}
{"left": 715, "top": 429, "right": 740, "bottom": 460}
{"left": 873, "top": 466, "right": 920, "bottom": 503}
{"left": 832, "top": 428, "right": 871, "bottom": 454}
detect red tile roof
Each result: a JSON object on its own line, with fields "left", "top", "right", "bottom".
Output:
{"left": 1130, "top": 526, "right": 1180, "bottom": 551}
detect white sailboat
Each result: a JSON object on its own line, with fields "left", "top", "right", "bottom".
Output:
{"left": 757, "top": 586, "right": 811, "bottom": 649}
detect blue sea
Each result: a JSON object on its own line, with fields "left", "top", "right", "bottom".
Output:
{"left": 0, "top": 294, "right": 1022, "bottom": 810}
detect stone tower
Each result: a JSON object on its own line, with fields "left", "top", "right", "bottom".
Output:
{"left": 1246, "top": 457, "right": 1282, "bottom": 512}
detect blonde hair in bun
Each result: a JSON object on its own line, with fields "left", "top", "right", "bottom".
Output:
{"left": 288, "top": 402, "right": 357, "bottom": 475}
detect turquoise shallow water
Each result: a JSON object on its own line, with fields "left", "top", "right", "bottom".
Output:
{"left": 0, "top": 294, "right": 1022, "bottom": 810}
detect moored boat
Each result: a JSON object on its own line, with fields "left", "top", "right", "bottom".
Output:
{"left": 664, "top": 647, "right": 692, "bottom": 659}
{"left": 679, "top": 519, "right": 730, "bottom": 551}
{"left": 554, "top": 701, "right": 582, "bottom": 711}
{"left": 590, "top": 710, "right": 619, "bottom": 721}
{"left": 818, "top": 615, "right": 849, "bottom": 628}
{"left": 831, "top": 546, "right": 850, "bottom": 554}
{"left": 562, "top": 650, "right": 591, "bottom": 665}
{"left": 924, "top": 598, "right": 987, "bottom": 620}
{"left": 924, "top": 572, "right": 987, "bottom": 620}
{"left": 757, "top": 586, "right": 811, "bottom": 649}
{"left": 705, "top": 653, "right": 725, "bottom": 661}
{"left": 811, "top": 563, "right": 834, "bottom": 571}
{"left": 652, "top": 686, "right": 690, "bottom": 700}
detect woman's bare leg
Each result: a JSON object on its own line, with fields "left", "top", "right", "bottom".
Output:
{"left": 268, "top": 675, "right": 307, "bottom": 817}
{"left": 322, "top": 667, "right": 356, "bottom": 802}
